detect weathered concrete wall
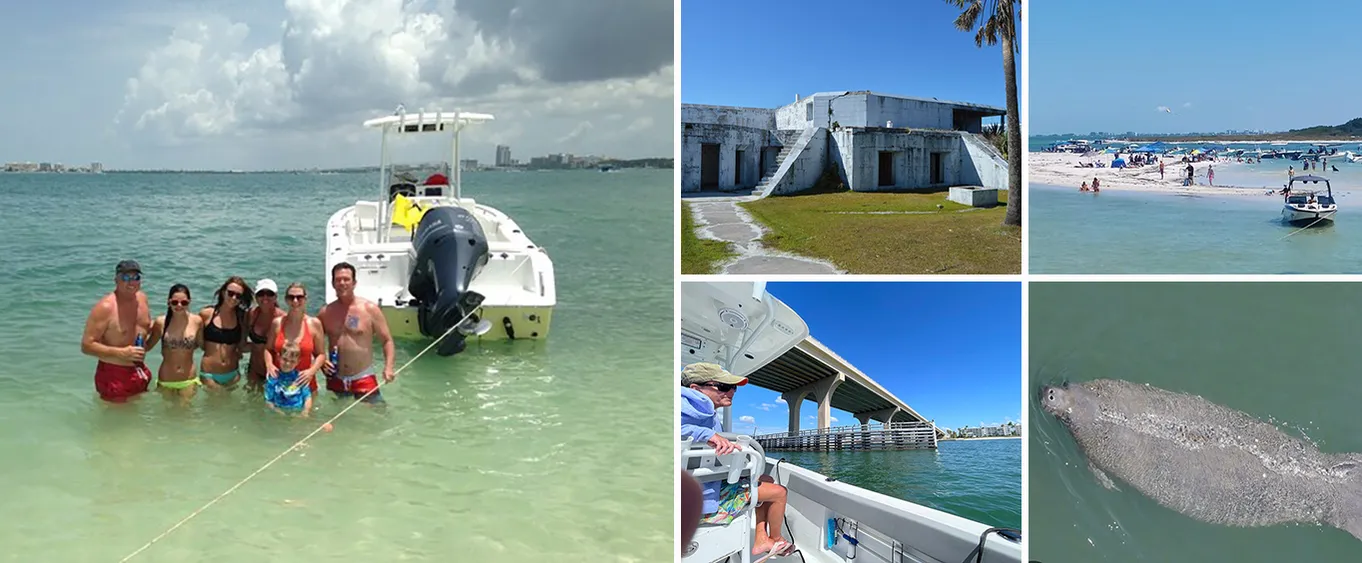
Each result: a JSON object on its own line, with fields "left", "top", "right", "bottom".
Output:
{"left": 864, "top": 94, "right": 955, "bottom": 130}
{"left": 776, "top": 97, "right": 833, "bottom": 130}
{"left": 761, "top": 128, "right": 829, "bottom": 197}
{"left": 681, "top": 104, "right": 777, "bottom": 130}
{"left": 680, "top": 123, "right": 772, "bottom": 193}
{"left": 830, "top": 128, "right": 965, "bottom": 192}
{"left": 959, "top": 133, "right": 1008, "bottom": 193}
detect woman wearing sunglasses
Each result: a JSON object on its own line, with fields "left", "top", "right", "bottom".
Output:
{"left": 679, "top": 362, "right": 794, "bottom": 558}
{"left": 197, "top": 276, "right": 252, "bottom": 389}
{"left": 145, "top": 283, "right": 204, "bottom": 399}
{"left": 244, "top": 279, "right": 287, "bottom": 393}
{"left": 264, "top": 283, "right": 326, "bottom": 402}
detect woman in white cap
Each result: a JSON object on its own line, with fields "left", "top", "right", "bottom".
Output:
{"left": 244, "top": 279, "right": 286, "bottom": 392}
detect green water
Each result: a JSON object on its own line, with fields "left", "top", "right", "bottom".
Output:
{"left": 0, "top": 170, "right": 673, "bottom": 562}
{"left": 1030, "top": 283, "right": 1362, "bottom": 562}
{"left": 775, "top": 439, "right": 1021, "bottom": 530}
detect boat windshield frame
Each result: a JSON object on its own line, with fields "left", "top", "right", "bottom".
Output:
{"left": 363, "top": 107, "right": 495, "bottom": 242}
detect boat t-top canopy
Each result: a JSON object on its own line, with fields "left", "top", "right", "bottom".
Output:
{"left": 363, "top": 110, "right": 495, "bottom": 133}
{"left": 1290, "top": 175, "right": 1330, "bottom": 186}
{"left": 365, "top": 106, "right": 495, "bottom": 241}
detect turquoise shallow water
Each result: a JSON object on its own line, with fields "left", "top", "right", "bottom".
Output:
{"left": 0, "top": 170, "right": 673, "bottom": 561}
{"left": 1030, "top": 283, "right": 1362, "bottom": 562}
{"left": 1028, "top": 183, "right": 1362, "bottom": 274}
{"left": 775, "top": 439, "right": 1021, "bottom": 530}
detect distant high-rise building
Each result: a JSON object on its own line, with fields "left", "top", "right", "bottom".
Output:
{"left": 91, "top": 162, "right": 103, "bottom": 173}
{"left": 495, "top": 145, "right": 512, "bottom": 167}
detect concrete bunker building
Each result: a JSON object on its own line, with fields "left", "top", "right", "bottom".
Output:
{"left": 680, "top": 91, "right": 1008, "bottom": 203}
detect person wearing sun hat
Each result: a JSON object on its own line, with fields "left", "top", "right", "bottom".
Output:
{"left": 679, "top": 362, "right": 793, "bottom": 557}
{"left": 244, "top": 278, "right": 286, "bottom": 393}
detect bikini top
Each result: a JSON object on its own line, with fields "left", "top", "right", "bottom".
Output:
{"left": 203, "top": 308, "right": 242, "bottom": 345}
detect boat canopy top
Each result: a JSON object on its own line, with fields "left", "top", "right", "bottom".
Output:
{"left": 1290, "top": 175, "right": 1331, "bottom": 186}
{"left": 363, "top": 110, "right": 495, "bottom": 133}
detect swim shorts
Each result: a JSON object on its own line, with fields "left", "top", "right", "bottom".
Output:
{"left": 95, "top": 361, "right": 151, "bottom": 402}
{"left": 699, "top": 478, "right": 751, "bottom": 525}
{"left": 325, "top": 366, "right": 383, "bottom": 403}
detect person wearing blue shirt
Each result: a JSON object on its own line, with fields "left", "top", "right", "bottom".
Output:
{"left": 680, "top": 362, "right": 794, "bottom": 558}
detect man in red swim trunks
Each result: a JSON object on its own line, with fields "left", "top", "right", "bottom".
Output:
{"left": 319, "top": 262, "right": 396, "bottom": 403}
{"left": 80, "top": 260, "right": 152, "bottom": 402}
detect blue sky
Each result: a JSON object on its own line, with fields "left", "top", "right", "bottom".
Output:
{"left": 1030, "top": 1, "right": 1362, "bottom": 135}
{"left": 681, "top": 0, "right": 1008, "bottom": 118}
{"left": 728, "top": 282, "right": 1022, "bottom": 435}
{"left": 0, "top": 0, "right": 671, "bottom": 170}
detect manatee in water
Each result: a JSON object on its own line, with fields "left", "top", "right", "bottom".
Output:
{"left": 1039, "top": 379, "right": 1362, "bottom": 541}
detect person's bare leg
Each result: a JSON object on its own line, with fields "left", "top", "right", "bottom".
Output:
{"left": 752, "top": 502, "right": 774, "bottom": 555}
{"left": 757, "top": 479, "right": 789, "bottom": 545}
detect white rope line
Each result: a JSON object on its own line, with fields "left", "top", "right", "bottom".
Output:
{"left": 1279, "top": 214, "right": 1329, "bottom": 241}
{"left": 118, "top": 308, "right": 475, "bottom": 562}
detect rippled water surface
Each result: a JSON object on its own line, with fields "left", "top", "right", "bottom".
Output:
{"left": 0, "top": 170, "right": 673, "bottom": 562}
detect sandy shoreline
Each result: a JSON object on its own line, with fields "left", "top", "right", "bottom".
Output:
{"left": 1027, "top": 152, "right": 1283, "bottom": 197}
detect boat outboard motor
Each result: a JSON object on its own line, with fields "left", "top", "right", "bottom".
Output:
{"left": 408, "top": 206, "right": 490, "bottom": 356}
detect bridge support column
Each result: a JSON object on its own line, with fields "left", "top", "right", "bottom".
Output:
{"left": 781, "top": 374, "right": 844, "bottom": 450}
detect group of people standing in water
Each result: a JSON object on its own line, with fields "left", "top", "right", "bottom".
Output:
{"left": 80, "top": 259, "right": 398, "bottom": 415}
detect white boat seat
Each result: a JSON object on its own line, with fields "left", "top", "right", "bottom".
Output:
{"left": 680, "top": 436, "right": 765, "bottom": 563}
{"left": 353, "top": 201, "right": 381, "bottom": 231}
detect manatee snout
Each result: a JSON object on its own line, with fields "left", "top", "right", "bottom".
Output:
{"left": 1039, "top": 383, "right": 1074, "bottom": 419}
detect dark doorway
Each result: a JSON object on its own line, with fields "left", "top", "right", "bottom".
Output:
{"left": 930, "top": 152, "right": 944, "bottom": 184}
{"left": 701, "top": 144, "right": 720, "bottom": 189}
{"left": 878, "top": 151, "right": 894, "bottom": 187}
{"left": 735, "top": 149, "right": 745, "bottom": 186}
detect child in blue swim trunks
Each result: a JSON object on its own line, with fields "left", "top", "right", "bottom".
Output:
{"left": 265, "top": 344, "right": 313, "bottom": 416}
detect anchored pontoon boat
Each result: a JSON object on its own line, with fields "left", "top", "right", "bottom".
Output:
{"left": 1281, "top": 174, "right": 1337, "bottom": 226}
{"left": 324, "top": 107, "right": 555, "bottom": 355}
{"left": 680, "top": 281, "right": 1022, "bottom": 563}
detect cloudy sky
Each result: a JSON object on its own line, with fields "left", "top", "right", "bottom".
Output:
{"left": 1, "top": 0, "right": 673, "bottom": 170}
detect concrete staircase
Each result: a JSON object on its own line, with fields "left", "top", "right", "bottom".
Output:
{"left": 754, "top": 145, "right": 795, "bottom": 194}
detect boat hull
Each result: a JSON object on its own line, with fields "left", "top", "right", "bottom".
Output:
{"left": 383, "top": 303, "right": 553, "bottom": 343}
{"left": 1282, "top": 207, "right": 1336, "bottom": 225}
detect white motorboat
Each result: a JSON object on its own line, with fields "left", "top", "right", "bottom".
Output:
{"left": 679, "top": 281, "right": 1022, "bottom": 563}
{"left": 324, "top": 107, "right": 556, "bottom": 356}
{"left": 1281, "top": 174, "right": 1337, "bottom": 226}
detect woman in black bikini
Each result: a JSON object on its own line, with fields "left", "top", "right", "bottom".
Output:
{"left": 197, "top": 276, "right": 252, "bottom": 389}
{"left": 244, "top": 279, "right": 285, "bottom": 393}
{"left": 146, "top": 284, "right": 204, "bottom": 400}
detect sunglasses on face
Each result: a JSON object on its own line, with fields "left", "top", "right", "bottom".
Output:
{"left": 225, "top": 290, "right": 243, "bottom": 299}
{"left": 704, "top": 382, "right": 739, "bottom": 393}
{"left": 169, "top": 299, "right": 189, "bottom": 306}
{"left": 257, "top": 291, "right": 276, "bottom": 299}
{"left": 285, "top": 294, "right": 306, "bottom": 302}
{"left": 119, "top": 273, "right": 141, "bottom": 282}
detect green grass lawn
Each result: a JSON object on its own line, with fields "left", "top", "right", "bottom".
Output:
{"left": 680, "top": 202, "right": 737, "bottom": 274}
{"left": 739, "top": 189, "right": 1020, "bottom": 274}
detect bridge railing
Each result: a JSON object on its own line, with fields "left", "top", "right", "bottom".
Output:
{"left": 752, "top": 421, "right": 938, "bottom": 451}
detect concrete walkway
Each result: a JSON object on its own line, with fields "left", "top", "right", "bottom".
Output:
{"left": 683, "top": 192, "right": 843, "bottom": 275}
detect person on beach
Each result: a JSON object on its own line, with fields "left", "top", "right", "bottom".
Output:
{"left": 1159, "top": 161, "right": 1165, "bottom": 180}
{"left": 318, "top": 262, "right": 396, "bottom": 403}
{"left": 1289, "top": 166, "right": 1295, "bottom": 182}
{"left": 198, "top": 277, "right": 252, "bottom": 389}
{"left": 264, "top": 282, "right": 325, "bottom": 399}
{"left": 680, "top": 362, "right": 793, "bottom": 558}
{"left": 1080, "top": 181, "right": 1089, "bottom": 192}
{"left": 145, "top": 283, "right": 204, "bottom": 399}
{"left": 80, "top": 260, "right": 152, "bottom": 402}
{"left": 1092, "top": 177, "right": 1100, "bottom": 192}
{"left": 244, "top": 279, "right": 286, "bottom": 393}
{"left": 1208, "top": 166, "right": 1214, "bottom": 186}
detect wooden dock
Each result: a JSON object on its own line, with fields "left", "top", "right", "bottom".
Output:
{"left": 753, "top": 421, "right": 938, "bottom": 451}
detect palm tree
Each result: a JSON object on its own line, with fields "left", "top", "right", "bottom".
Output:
{"left": 947, "top": 0, "right": 1020, "bottom": 227}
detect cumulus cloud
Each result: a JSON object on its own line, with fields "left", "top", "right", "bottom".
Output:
{"left": 754, "top": 402, "right": 785, "bottom": 412}
{"left": 114, "top": 0, "right": 673, "bottom": 166}
{"left": 829, "top": 416, "right": 838, "bottom": 423}
{"left": 775, "top": 397, "right": 787, "bottom": 404}
{"left": 738, "top": 415, "right": 755, "bottom": 424}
